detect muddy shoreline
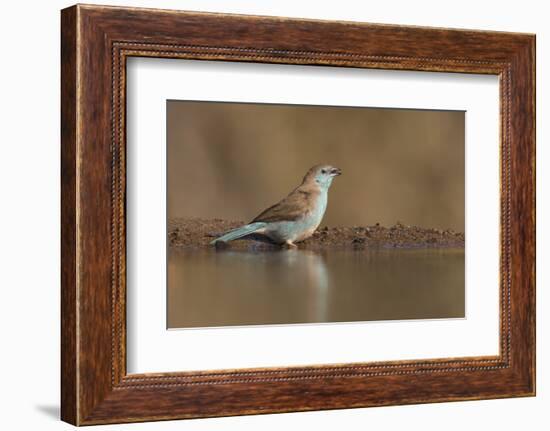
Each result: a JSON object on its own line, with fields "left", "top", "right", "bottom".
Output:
{"left": 168, "top": 218, "right": 464, "bottom": 250}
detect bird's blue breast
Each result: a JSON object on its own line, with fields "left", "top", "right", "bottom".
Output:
{"left": 263, "top": 190, "right": 328, "bottom": 243}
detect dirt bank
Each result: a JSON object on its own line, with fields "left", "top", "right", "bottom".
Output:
{"left": 168, "top": 218, "right": 464, "bottom": 250}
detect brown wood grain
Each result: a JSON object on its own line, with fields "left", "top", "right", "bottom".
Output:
{"left": 60, "top": 5, "right": 78, "bottom": 425}
{"left": 61, "top": 4, "right": 535, "bottom": 425}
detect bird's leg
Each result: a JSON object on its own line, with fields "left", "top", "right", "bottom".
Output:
{"left": 282, "top": 240, "right": 298, "bottom": 249}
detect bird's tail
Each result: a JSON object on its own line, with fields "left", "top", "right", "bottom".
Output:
{"left": 210, "top": 222, "right": 266, "bottom": 245}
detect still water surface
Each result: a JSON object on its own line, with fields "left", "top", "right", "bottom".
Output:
{"left": 168, "top": 248, "right": 464, "bottom": 329}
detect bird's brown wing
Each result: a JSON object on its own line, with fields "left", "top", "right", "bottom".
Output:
{"left": 251, "top": 187, "right": 316, "bottom": 223}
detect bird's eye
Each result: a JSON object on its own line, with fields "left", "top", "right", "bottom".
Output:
{"left": 321, "top": 169, "right": 327, "bottom": 174}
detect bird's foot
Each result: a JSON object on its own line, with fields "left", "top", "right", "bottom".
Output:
{"left": 282, "top": 240, "right": 298, "bottom": 249}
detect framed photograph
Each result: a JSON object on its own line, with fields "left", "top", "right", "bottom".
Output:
{"left": 61, "top": 4, "right": 535, "bottom": 425}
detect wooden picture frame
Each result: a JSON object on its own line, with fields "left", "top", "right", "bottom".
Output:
{"left": 61, "top": 4, "right": 535, "bottom": 425}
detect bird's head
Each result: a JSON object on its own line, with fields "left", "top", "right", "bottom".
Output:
{"left": 303, "top": 164, "right": 342, "bottom": 189}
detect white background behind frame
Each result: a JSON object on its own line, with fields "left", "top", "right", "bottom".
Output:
{"left": 126, "top": 57, "right": 500, "bottom": 374}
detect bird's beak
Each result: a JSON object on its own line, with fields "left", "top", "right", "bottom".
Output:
{"left": 330, "top": 167, "right": 342, "bottom": 176}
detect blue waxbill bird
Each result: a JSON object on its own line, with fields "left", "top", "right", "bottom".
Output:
{"left": 210, "top": 164, "right": 342, "bottom": 247}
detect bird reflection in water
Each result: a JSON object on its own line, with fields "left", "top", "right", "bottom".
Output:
{"left": 167, "top": 247, "right": 464, "bottom": 329}
{"left": 168, "top": 247, "right": 330, "bottom": 328}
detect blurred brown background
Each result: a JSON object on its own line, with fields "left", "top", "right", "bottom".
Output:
{"left": 167, "top": 101, "right": 464, "bottom": 232}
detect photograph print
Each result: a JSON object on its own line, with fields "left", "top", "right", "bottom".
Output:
{"left": 167, "top": 100, "right": 465, "bottom": 329}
